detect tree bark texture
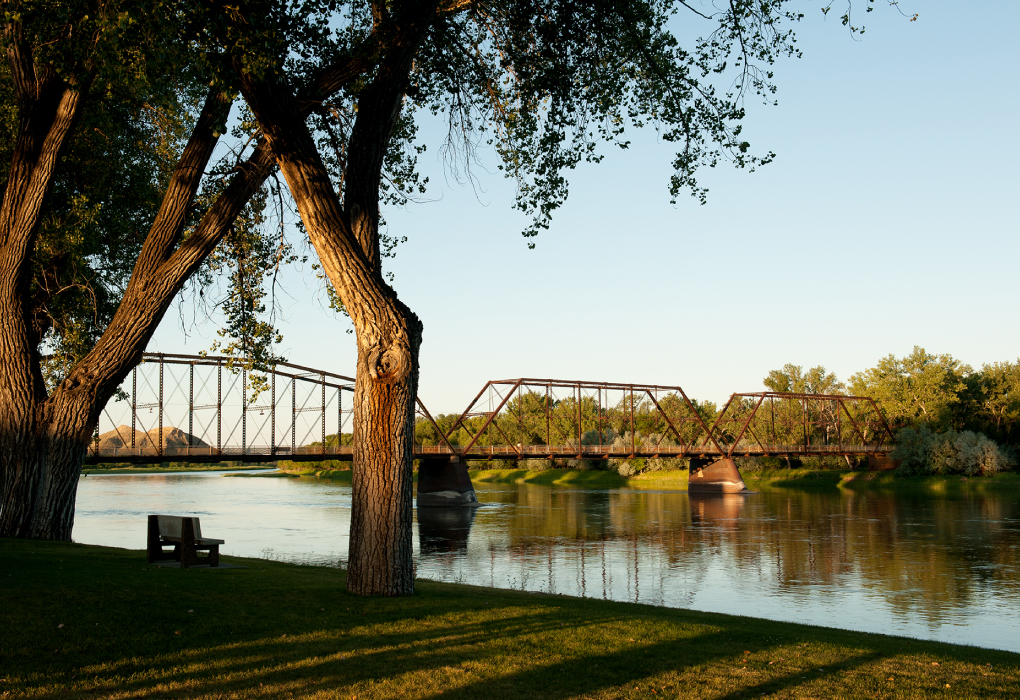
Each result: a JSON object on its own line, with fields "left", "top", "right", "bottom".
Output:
{"left": 237, "top": 6, "right": 434, "bottom": 594}
{"left": 0, "top": 28, "right": 89, "bottom": 537}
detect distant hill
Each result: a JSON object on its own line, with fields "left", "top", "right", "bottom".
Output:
{"left": 97, "top": 426, "right": 209, "bottom": 449}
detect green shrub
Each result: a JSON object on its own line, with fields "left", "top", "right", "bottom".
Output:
{"left": 892, "top": 427, "right": 1013, "bottom": 476}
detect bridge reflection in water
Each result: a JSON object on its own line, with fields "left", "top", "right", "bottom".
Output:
{"left": 414, "top": 481, "right": 1020, "bottom": 651}
{"left": 69, "top": 470, "right": 1020, "bottom": 651}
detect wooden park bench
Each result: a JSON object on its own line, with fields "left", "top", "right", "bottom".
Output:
{"left": 146, "top": 515, "right": 225, "bottom": 567}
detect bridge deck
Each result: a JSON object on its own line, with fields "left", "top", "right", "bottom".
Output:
{"left": 85, "top": 443, "right": 890, "bottom": 464}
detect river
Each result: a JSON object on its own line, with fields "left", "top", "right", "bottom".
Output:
{"left": 71, "top": 471, "right": 1020, "bottom": 652}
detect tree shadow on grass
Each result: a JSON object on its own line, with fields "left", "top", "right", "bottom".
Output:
{"left": 4, "top": 540, "right": 1019, "bottom": 700}
{"left": 9, "top": 598, "right": 904, "bottom": 700}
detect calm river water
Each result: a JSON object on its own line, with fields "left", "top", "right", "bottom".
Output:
{"left": 72, "top": 472, "right": 1020, "bottom": 652}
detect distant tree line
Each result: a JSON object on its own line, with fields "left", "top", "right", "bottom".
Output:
{"left": 763, "top": 346, "right": 1018, "bottom": 475}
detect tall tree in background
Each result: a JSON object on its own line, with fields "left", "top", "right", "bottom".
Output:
{"left": 973, "top": 360, "right": 1020, "bottom": 443}
{"left": 764, "top": 364, "right": 844, "bottom": 395}
{"left": 848, "top": 346, "right": 970, "bottom": 431}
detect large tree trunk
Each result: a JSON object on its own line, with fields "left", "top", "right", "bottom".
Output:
{"left": 0, "top": 406, "right": 92, "bottom": 539}
{"left": 237, "top": 5, "right": 433, "bottom": 592}
{"left": 347, "top": 313, "right": 421, "bottom": 595}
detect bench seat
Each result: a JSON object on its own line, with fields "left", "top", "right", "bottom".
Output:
{"left": 147, "top": 515, "right": 223, "bottom": 567}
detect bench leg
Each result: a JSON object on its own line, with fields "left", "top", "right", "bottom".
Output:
{"left": 146, "top": 515, "right": 160, "bottom": 563}
{"left": 181, "top": 519, "right": 197, "bottom": 568}
{"left": 208, "top": 545, "right": 219, "bottom": 567}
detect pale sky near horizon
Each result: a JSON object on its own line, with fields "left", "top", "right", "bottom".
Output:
{"left": 150, "top": 1, "right": 1020, "bottom": 414}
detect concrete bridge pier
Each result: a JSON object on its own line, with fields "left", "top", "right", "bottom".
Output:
{"left": 416, "top": 457, "right": 480, "bottom": 507}
{"left": 688, "top": 457, "right": 751, "bottom": 494}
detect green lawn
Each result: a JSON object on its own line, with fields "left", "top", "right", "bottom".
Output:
{"left": 2, "top": 539, "right": 1017, "bottom": 699}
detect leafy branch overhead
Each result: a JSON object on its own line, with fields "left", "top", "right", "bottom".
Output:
{"left": 214, "top": 0, "right": 840, "bottom": 254}
{"left": 8, "top": 0, "right": 895, "bottom": 379}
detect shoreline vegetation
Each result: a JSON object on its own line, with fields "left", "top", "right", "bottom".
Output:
{"left": 2, "top": 538, "right": 1017, "bottom": 699}
{"left": 212, "top": 463, "right": 1020, "bottom": 494}
{"left": 82, "top": 463, "right": 276, "bottom": 475}
{"left": 81, "top": 457, "right": 1020, "bottom": 496}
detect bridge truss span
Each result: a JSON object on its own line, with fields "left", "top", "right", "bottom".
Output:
{"left": 416, "top": 380, "right": 895, "bottom": 461}
{"left": 87, "top": 355, "right": 895, "bottom": 464}
{"left": 703, "top": 391, "right": 895, "bottom": 459}
{"left": 90, "top": 352, "right": 358, "bottom": 463}
{"left": 419, "top": 378, "right": 727, "bottom": 460}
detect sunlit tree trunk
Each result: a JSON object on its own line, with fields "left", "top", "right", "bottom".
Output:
{"left": 237, "top": 9, "right": 432, "bottom": 593}
{"left": 348, "top": 311, "right": 421, "bottom": 595}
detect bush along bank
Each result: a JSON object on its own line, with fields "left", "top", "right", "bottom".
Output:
{"left": 892, "top": 426, "right": 1016, "bottom": 476}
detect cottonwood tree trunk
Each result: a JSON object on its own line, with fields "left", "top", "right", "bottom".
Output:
{"left": 0, "top": 395, "right": 96, "bottom": 539}
{"left": 1, "top": 75, "right": 263, "bottom": 539}
{"left": 237, "top": 6, "right": 434, "bottom": 594}
{"left": 0, "top": 22, "right": 379, "bottom": 540}
{"left": 0, "top": 34, "right": 90, "bottom": 538}
{"left": 347, "top": 308, "right": 422, "bottom": 595}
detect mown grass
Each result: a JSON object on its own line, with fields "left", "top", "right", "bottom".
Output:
{"left": 2, "top": 538, "right": 1018, "bottom": 699}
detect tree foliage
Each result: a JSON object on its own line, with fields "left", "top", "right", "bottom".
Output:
{"left": 848, "top": 346, "right": 970, "bottom": 431}
{"left": 764, "top": 363, "right": 844, "bottom": 395}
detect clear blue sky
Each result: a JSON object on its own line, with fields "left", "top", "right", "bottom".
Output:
{"left": 152, "top": 1, "right": 1020, "bottom": 414}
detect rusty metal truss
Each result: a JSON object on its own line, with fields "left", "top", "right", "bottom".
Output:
{"left": 87, "top": 358, "right": 894, "bottom": 464}
{"left": 699, "top": 392, "right": 895, "bottom": 458}
{"left": 412, "top": 380, "right": 894, "bottom": 461}
{"left": 90, "top": 352, "right": 357, "bottom": 463}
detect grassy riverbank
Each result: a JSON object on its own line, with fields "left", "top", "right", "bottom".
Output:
{"left": 468, "top": 467, "right": 1020, "bottom": 493}
{"left": 2, "top": 539, "right": 1018, "bottom": 699}
{"left": 82, "top": 464, "right": 276, "bottom": 475}
{"left": 744, "top": 469, "right": 1020, "bottom": 493}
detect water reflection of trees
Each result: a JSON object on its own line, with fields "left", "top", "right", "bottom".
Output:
{"left": 470, "top": 484, "right": 1020, "bottom": 623}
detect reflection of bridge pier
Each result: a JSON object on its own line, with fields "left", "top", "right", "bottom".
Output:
{"left": 416, "top": 457, "right": 480, "bottom": 507}
{"left": 688, "top": 457, "right": 750, "bottom": 494}
{"left": 689, "top": 492, "right": 748, "bottom": 527}
{"left": 417, "top": 504, "right": 477, "bottom": 554}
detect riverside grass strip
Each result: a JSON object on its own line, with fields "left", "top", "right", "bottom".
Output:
{"left": 2, "top": 540, "right": 1018, "bottom": 699}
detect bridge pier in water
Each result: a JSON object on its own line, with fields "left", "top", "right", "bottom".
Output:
{"left": 416, "top": 457, "right": 480, "bottom": 507}
{"left": 688, "top": 457, "right": 750, "bottom": 494}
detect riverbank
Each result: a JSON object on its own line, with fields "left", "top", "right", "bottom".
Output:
{"left": 469, "top": 467, "right": 1020, "bottom": 493}
{"left": 111, "top": 461, "right": 1020, "bottom": 494}
{"left": 2, "top": 538, "right": 1017, "bottom": 699}
{"left": 82, "top": 464, "right": 276, "bottom": 475}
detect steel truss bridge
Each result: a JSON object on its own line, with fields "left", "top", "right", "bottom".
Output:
{"left": 87, "top": 353, "right": 894, "bottom": 464}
